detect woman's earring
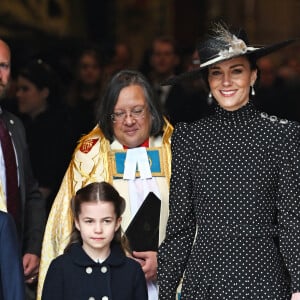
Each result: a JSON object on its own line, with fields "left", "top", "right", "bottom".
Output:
{"left": 251, "top": 85, "right": 255, "bottom": 96}
{"left": 207, "top": 91, "right": 213, "bottom": 104}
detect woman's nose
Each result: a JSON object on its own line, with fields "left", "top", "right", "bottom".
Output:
{"left": 222, "top": 73, "right": 232, "bottom": 86}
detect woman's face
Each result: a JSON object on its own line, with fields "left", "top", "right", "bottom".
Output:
{"left": 208, "top": 56, "right": 257, "bottom": 111}
{"left": 112, "top": 84, "right": 153, "bottom": 148}
{"left": 16, "top": 76, "right": 48, "bottom": 118}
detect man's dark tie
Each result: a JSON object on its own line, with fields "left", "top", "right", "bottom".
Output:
{"left": 0, "top": 117, "right": 21, "bottom": 230}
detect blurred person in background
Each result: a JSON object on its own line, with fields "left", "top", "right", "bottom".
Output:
{"left": 66, "top": 46, "right": 104, "bottom": 143}
{"left": 103, "top": 40, "right": 133, "bottom": 78}
{"left": 16, "top": 59, "right": 74, "bottom": 215}
{"left": 176, "top": 46, "right": 214, "bottom": 122}
{"left": 254, "top": 56, "right": 300, "bottom": 121}
{"left": 144, "top": 36, "right": 194, "bottom": 125}
{"left": 147, "top": 36, "right": 213, "bottom": 124}
{"left": 253, "top": 56, "right": 286, "bottom": 118}
{"left": 149, "top": 36, "right": 180, "bottom": 87}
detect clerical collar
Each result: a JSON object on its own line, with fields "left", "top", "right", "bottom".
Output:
{"left": 123, "top": 138, "right": 149, "bottom": 149}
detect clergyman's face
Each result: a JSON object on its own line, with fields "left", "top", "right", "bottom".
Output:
{"left": 112, "top": 84, "right": 153, "bottom": 148}
{"left": 0, "top": 40, "right": 11, "bottom": 99}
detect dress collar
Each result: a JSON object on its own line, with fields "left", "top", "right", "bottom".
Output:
{"left": 215, "top": 101, "right": 257, "bottom": 125}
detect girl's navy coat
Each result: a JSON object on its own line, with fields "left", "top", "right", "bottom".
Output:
{"left": 42, "top": 242, "right": 148, "bottom": 300}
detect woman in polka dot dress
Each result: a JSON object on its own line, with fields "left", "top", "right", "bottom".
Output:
{"left": 42, "top": 182, "right": 148, "bottom": 300}
{"left": 158, "top": 23, "right": 300, "bottom": 300}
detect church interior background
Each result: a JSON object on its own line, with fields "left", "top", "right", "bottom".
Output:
{"left": 0, "top": 0, "right": 299, "bottom": 80}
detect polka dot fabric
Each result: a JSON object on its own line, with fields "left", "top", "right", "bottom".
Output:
{"left": 158, "top": 101, "right": 300, "bottom": 300}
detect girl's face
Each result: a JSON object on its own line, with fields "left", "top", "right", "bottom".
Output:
{"left": 16, "top": 76, "right": 48, "bottom": 118}
{"left": 208, "top": 56, "right": 257, "bottom": 111}
{"left": 75, "top": 201, "right": 121, "bottom": 260}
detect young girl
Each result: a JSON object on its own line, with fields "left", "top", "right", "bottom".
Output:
{"left": 41, "top": 182, "right": 148, "bottom": 300}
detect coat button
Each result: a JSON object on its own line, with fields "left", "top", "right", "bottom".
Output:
{"left": 86, "top": 267, "right": 93, "bottom": 274}
{"left": 102, "top": 296, "right": 109, "bottom": 300}
{"left": 101, "top": 266, "right": 108, "bottom": 273}
{"left": 88, "top": 297, "right": 95, "bottom": 300}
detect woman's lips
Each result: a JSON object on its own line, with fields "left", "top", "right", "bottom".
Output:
{"left": 220, "top": 90, "right": 237, "bottom": 97}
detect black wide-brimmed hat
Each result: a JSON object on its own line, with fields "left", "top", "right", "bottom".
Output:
{"left": 162, "top": 23, "right": 295, "bottom": 86}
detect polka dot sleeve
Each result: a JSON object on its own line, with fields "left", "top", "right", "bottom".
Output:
{"left": 158, "top": 122, "right": 197, "bottom": 299}
{"left": 276, "top": 122, "right": 300, "bottom": 293}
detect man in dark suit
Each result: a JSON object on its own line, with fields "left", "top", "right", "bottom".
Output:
{"left": 148, "top": 36, "right": 213, "bottom": 125}
{"left": 148, "top": 36, "right": 180, "bottom": 121}
{"left": 0, "top": 211, "right": 25, "bottom": 300}
{"left": 0, "top": 39, "right": 45, "bottom": 299}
